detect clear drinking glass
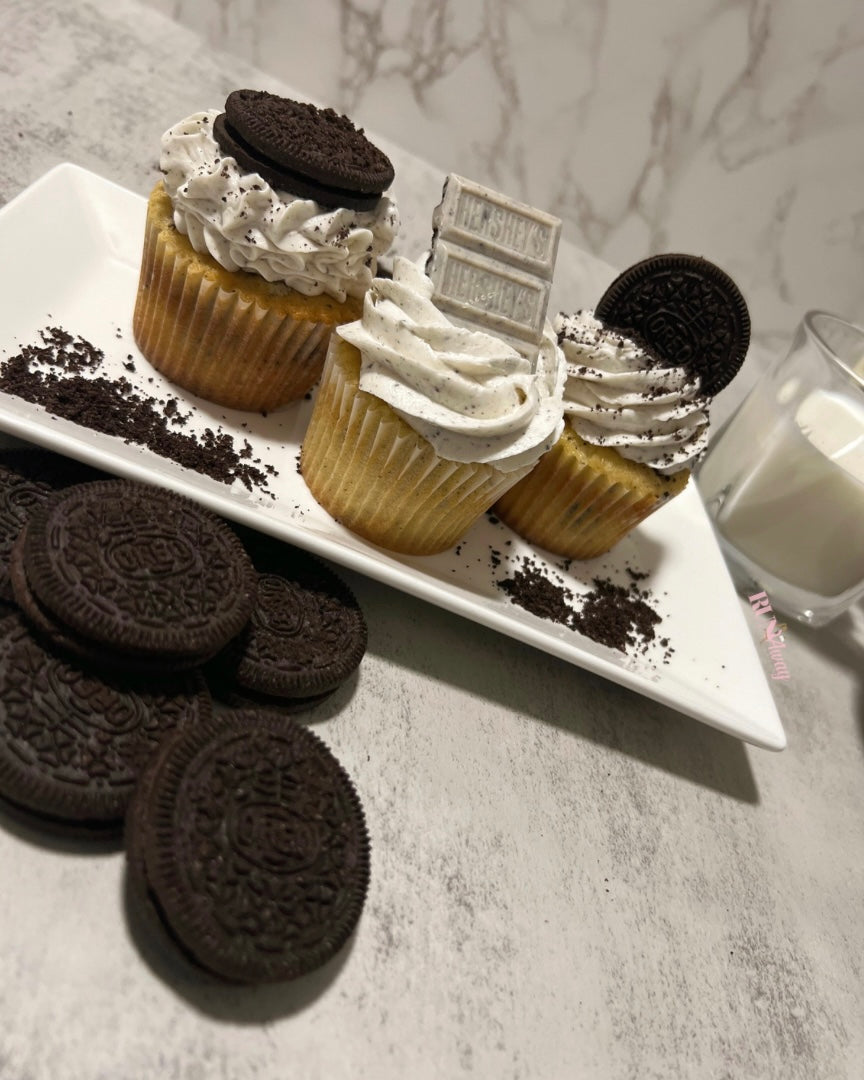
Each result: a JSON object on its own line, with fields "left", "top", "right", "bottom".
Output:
{"left": 696, "top": 311, "right": 864, "bottom": 627}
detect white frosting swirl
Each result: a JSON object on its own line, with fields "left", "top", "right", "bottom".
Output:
{"left": 159, "top": 110, "right": 399, "bottom": 302}
{"left": 556, "top": 310, "right": 710, "bottom": 474}
{"left": 338, "top": 258, "right": 565, "bottom": 473}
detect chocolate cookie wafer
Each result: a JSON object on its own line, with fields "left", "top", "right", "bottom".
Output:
{"left": 213, "top": 89, "right": 393, "bottom": 210}
{"left": 0, "top": 449, "right": 109, "bottom": 600}
{"left": 9, "top": 528, "right": 216, "bottom": 674}
{"left": 0, "top": 463, "right": 52, "bottom": 602}
{"left": 594, "top": 253, "right": 750, "bottom": 396}
{"left": 126, "top": 709, "right": 370, "bottom": 983}
{"left": 0, "top": 614, "right": 211, "bottom": 826}
{"left": 22, "top": 479, "right": 256, "bottom": 665}
{"left": 209, "top": 533, "right": 367, "bottom": 706}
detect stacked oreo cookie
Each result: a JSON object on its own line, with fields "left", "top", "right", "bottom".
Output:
{"left": 213, "top": 89, "right": 395, "bottom": 211}
{"left": 127, "top": 709, "right": 370, "bottom": 983}
{"left": 0, "top": 450, "right": 371, "bottom": 982}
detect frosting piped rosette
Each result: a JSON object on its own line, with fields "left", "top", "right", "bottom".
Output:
{"left": 160, "top": 110, "right": 398, "bottom": 302}
{"left": 556, "top": 311, "right": 710, "bottom": 475}
{"left": 340, "top": 257, "right": 565, "bottom": 473}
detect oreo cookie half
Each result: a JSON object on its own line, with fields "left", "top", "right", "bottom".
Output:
{"left": 128, "top": 709, "right": 370, "bottom": 983}
{"left": 22, "top": 480, "right": 256, "bottom": 664}
{"left": 594, "top": 254, "right": 750, "bottom": 396}
{"left": 213, "top": 89, "right": 393, "bottom": 211}
{"left": 0, "top": 614, "right": 211, "bottom": 825}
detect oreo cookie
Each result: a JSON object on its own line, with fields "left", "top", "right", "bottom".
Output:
{"left": 9, "top": 528, "right": 215, "bottom": 674}
{"left": 0, "top": 463, "right": 52, "bottom": 602}
{"left": 213, "top": 89, "right": 394, "bottom": 211}
{"left": 0, "top": 614, "right": 211, "bottom": 826}
{"left": 208, "top": 534, "right": 367, "bottom": 706}
{"left": 594, "top": 254, "right": 750, "bottom": 396}
{"left": 126, "top": 709, "right": 370, "bottom": 983}
{"left": 22, "top": 479, "right": 257, "bottom": 665}
{"left": 0, "top": 449, "right": 109, "bottom": 600}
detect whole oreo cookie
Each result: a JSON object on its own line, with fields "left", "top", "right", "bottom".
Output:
{"left": 207, "top": 531, "right": 367, "bottom": 706}
{"left": 9, "top": 528, "right": 215, "bottom": 674}
{"left": 227, "top": 563, "right": 367, "bottom": 700}
{"left": 0, "top": 614, "right": 211, "bottom": 825}
{"left": 213, "top": 89, "right": 393, "bottom": 210}
{"left": 127, "top": 709, "right": 370, "bottom": 983}
{"left": 22, "top": 480, "right": 256, "bottom": 664}
{"left": 594, "top": 254, "right": 750, "bottom": 396}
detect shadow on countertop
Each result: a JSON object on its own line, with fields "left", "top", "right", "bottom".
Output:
{"left": 346, "top": 572, "right": 761, "bottom": 805}
{"left": 0, "top": 794, "right": 125, "bottom": 855}
{"left": 784, "top": 605, "right": 864, "bottom": 755}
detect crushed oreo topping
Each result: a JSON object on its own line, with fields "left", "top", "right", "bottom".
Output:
{"left": 498, "top": 557, "right": 671, "bottom": 658}
{"left": 0, "top": 328, "right": 274, "bottom": 493}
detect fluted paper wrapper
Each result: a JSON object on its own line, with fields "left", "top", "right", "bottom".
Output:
{"left": 495, "top": 424, "right": 689, "bottom": 559}
{"left": 302, "top": 338, "right": 532, "bottom": 555}
{"left": 133, "top": 184, "right": 359, "bottom": 412}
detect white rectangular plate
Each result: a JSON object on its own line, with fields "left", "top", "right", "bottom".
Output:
{"left": 0, "top": 164, "right": 785, "bottom": 750}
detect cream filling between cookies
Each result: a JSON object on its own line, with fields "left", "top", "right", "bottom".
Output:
{"left": 557, "top": 310, "right": 709, "bottom": 474}
{"left": 160, "top": 110, "right": 399, "bottom": 303}
{"left": 339, "top": 257, "right": 565, "bottom": 473}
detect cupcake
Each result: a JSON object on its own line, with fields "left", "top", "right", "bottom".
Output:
{"left": 300, "top": 257, "right": 565, "bottom": 556}
{"left": 133, "top": 90, "right": 398, "bottom": 412}
{"left": 495, "top": 254, "right": 750, "bottom": 559}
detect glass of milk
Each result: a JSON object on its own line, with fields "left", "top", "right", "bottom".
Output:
{"left": 697, "top": 311, "right": 864, "bottom": 626}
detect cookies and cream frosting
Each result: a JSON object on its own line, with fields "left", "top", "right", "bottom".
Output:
{"left": 159, "top": 110, "right": 399, "bottom": 302}
{"left": 338, "top": 257, "right": 566, "bottom": 473}
{"left": 556, "top": 310, "right": 710, "bottom": 474}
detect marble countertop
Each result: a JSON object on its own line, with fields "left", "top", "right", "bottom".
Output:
{"left": 1, "top": 2, "right": 863, "bottom": 1078}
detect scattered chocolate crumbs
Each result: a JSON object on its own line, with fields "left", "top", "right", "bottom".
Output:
{"left": 498, "top": 560, "right": 576, "bottom": 627}
{"left": 0, "top": 327, "right": 275, "bottom": 494}
{"left": 498, "top": 557, "right": 672, "bottom": 659}
{"left": 571, "top": 578, "right": 661, "bottom": 654}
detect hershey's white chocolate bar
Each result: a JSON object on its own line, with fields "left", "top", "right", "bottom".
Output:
{"left": 428, "top": 241, "right": 549, "bottom": 354}
{"left": 427, "top": 174, "right": 561, "bottom": 364}
{"left": 432, "top": 174, "right": 561, "bottom": 280}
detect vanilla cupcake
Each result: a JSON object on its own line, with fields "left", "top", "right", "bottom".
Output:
{"left": 133, "top": 91, "right": 398, "bottom": 412}
{"left": 300, "top": 257, "right": 565, "bottom": 556}
{"left": 495, "top": 255, "right": 750, "bottom": 558}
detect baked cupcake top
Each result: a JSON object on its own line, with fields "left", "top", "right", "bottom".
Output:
{"left": 159, "top": 107, "right": 399, "bottom": 303}
{"left": 338, "top": 257, "right": 565, "bottom": 473}
{"left": 556, "top": 310, "right": 710, "bottom": 475}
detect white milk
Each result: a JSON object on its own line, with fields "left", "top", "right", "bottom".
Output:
{"left": 715, "top": 387, "right": 864, "bottom": 597}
